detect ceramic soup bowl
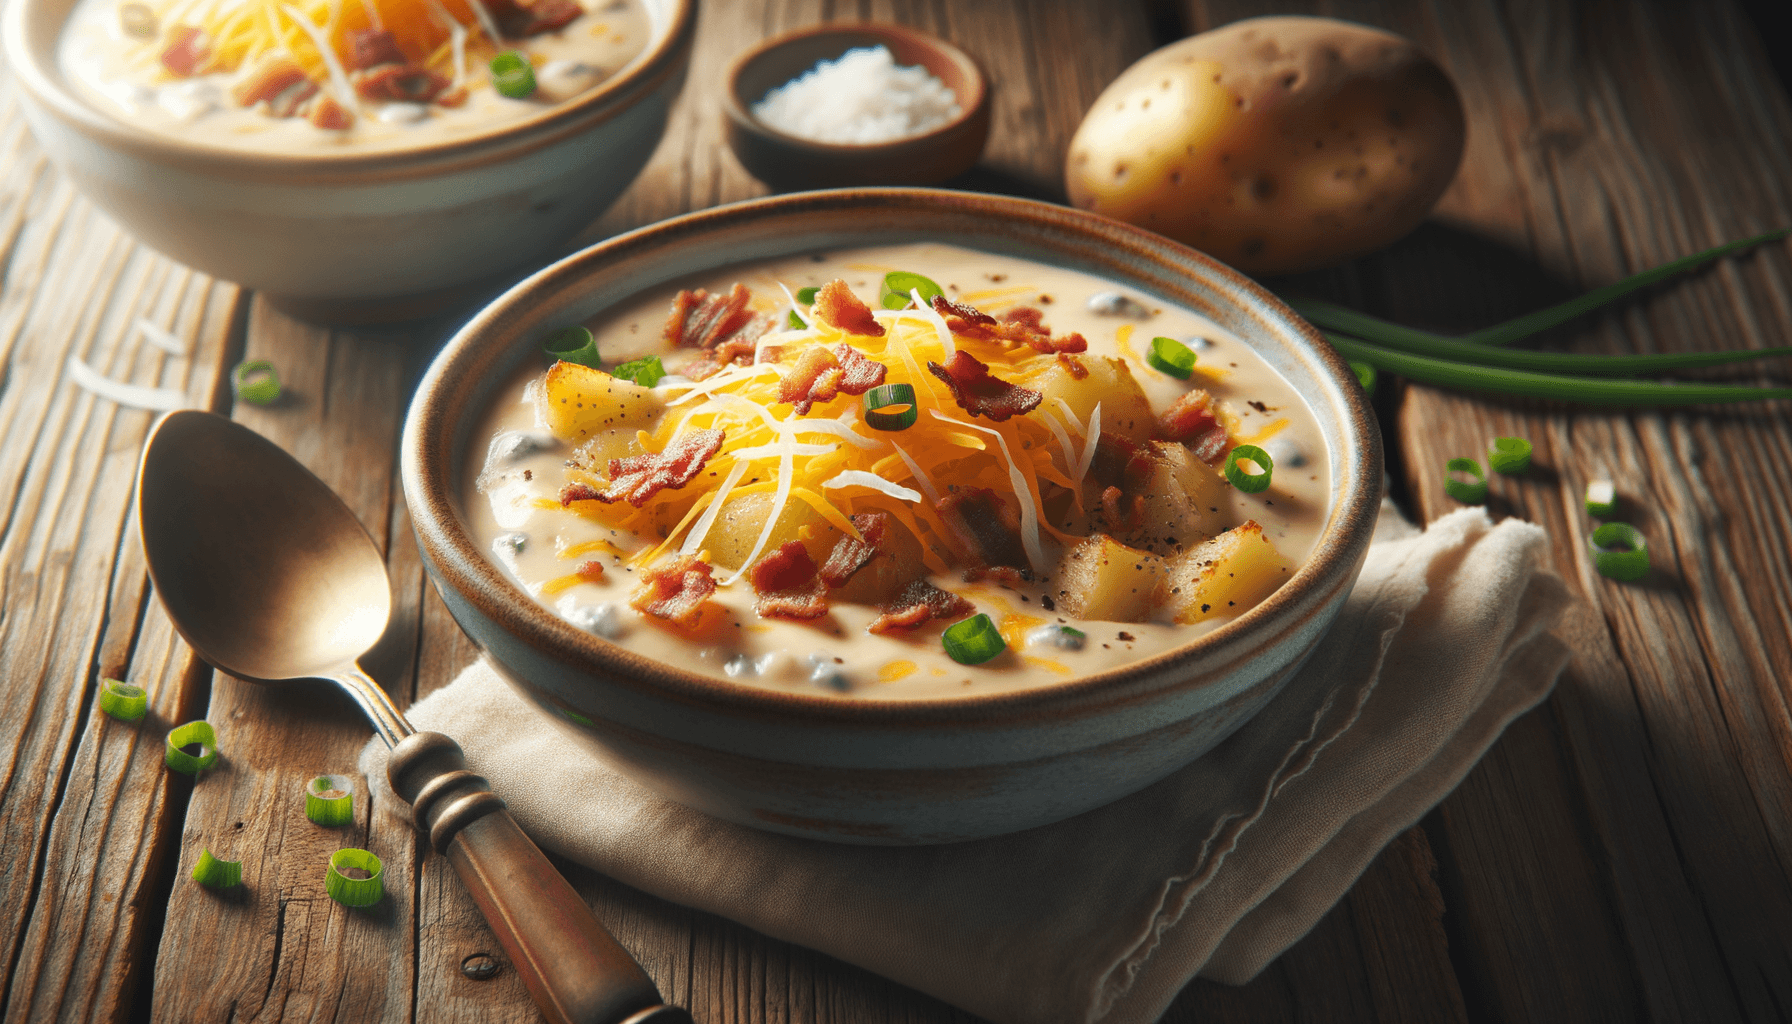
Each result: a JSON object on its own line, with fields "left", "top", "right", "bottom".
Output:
{"left": 402, "top": 188, "right": 1382, "bottom": 845}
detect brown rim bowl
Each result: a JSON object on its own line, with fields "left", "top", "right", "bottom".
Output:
{"left": 1, "top": 0, "right": 697, "bottom": 323}
{"left": 402, "top": 188, "right": 1382, "bottom": 845}
{"left": 722, "top": 23, "right": 990, "bottom": 191}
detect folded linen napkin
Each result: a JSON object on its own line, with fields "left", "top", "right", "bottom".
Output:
{"left": 363, "top": 502, "right": 1573, "bottom": 1024}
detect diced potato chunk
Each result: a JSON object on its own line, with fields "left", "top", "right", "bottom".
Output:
{"left": 1154, "top": 520, "right": 1293, "bottom": 623}
{"left": 703, "top": 491, "right": 843, "bottom": 571}
{"left": 829, "top": 515, "right": 927, "bottom": 606}
{"left": 1120, "top": 441, "right": 1229, "bottom": 555}
{"left": 1052, "top": 533, "right": 1164, "bottom": 623}
{"left": 1033, "top": 355, "right": 1155, "bottom": 444}
{"left": 537, "top": 361, "right": 663, "bottom": 445}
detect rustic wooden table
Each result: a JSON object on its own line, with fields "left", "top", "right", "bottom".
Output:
{"left": 3, "top": 0, "right": 1789, "bottom": 1021}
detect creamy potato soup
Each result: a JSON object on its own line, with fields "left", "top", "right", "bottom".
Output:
{"left": 58, "top": 0, "right": 649, "bottom": 153}
{"left": 465, "top": 243, "right": 1330, "bottom": 700}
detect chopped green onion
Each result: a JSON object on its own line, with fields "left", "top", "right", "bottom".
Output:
{"left": 542, "top": 325, "right": 599, "bottom": 368}
{"left": 880, "top": 272, "right": 943, "bottom": 310}
{"left": 1585, "top": 479, "right": 1617, "bottom": 518}
{"left": 1489, "top": 437, "right": 1532, "bottom": 475}
{"left": 305, "top": 774, "right": 355, "bottom": 827}
{"left": 325, "top": 848, "right": 384, "bottom": 907}
{"left": 796, "top": 286, "right": 820, "bottom": 304}
{"left": 787, "top": 310, "right": 804, "bottom": 330}
{"left": 1590, "top": 522, "right": 1649, "bottom": 581}
{"left": 942, "top": 613, "right": 1005, "bottom": 665}
{"left": 99, "top": 677, "right": 148, "bottom": 722}
{"left": 1223, "top": 444, "right": 1274, "bottom": 493}
{"left": 863, "top": 383, "right": 918, "bottom": 431}
{"left": 1324, "top": 332, "right": 1792, "bottom": 407}
{"left": 610, "top": 354, "right": 665, "bottom": 387}
{"left": 1146, "top": 336, "right": 1197, "bottom": 379}
{"left": 165, "top": 721, "right": 218, "bottom": 775}
{"left": 191, "top": 849, "right": 242, "bottom": 889}
{"left": 490, "top": 50, "right": 535, "bottom": 98}
{"left": 1351, "top": 360, "right": 1377, "bottom": 397}
{"left": 1444, "top": 457, "right": 1487, "bottom": 504}
{"left": 231, "top": 361, "right": 280, "bottom": 406}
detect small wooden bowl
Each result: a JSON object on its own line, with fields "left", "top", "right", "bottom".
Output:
{"left": 723, "top": 23, "right": 990, "bottom": 190}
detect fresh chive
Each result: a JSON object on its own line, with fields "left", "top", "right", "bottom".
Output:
{"left": 942, "top": 613, "right": 1005, "bottom": 665}
{"left": 1324, "top": 333, "right": 1792, "bottom": 406}
{"left": 1489, "top": 437, "right": 1532, "bottom": 475}
{"left": 191, "top": 849, "right": 242, "bottom": 889}
{"left": 99, "top": 677, "right": 148, "bottom": 722}
{"left": 1585, "top": 479, "right": 1617, "bottom": 518}
{"left": 1444, "top": 457, "right": 1487, "bottom": 503}
{"left": 796, "top": 286, "right": 820, "bottom": 304}
{"left": 1351, "top": 360, "right": 1377, "bottom": 397}
{"left": 490, "top": 50, "right": 535, "bottom": 98}
{"left": 863, "top": 383, "right": 918, "bottom": 431}
{"left": 1590, "top": 522, "right": 1649, "bottom": 581}
{"left": 1223, "top": 444, "right": 1273, "bottom": 493}
{"left": 165, "top": 721, "right": 219, "bottom": 775}
{"left": 611, "top": 354, "right": 665, "bottom": 387}
{"left": 1146, "top": 336, "right": 1197, "bottom": 379}
{"left": 880, "top": 272, "right": 943, "bottom": 310}
{"left": 787, "top": 310, "right": 804, "bottom": 330}
{"left": 305, "top": 774, "right": 355, "bottom": 827}
{"left": 231, "top": 360, "right": 280, "bottom": 406}
{"left": 542, "top": 325, "right": 599, "bottom": 368}
{"left": 325, "top": 848, "right": 384, "bottom": 907}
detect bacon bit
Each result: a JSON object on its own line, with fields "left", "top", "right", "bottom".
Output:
{"left": 820, "top": 512, "right": 890, "bottom": 587}
{"left": 936, "top": 489, "right": 1027, "bottom": 570}
{"left": 159, "top": 25, "right": 211, "bottom": 78}
{"left": 834, "top": 344, "right": 887, "bottom": 393}
{"left": 1101, "top": 485, "right": 1144, "bottom": 531}
{"left": 267, "top": 79, "right": 319, "bottom": 118}
{"left": 868, "top": 580, "right": 975, "bottom": 634}
{"left": 1156, "top": 388, "right": 1230, "bottom": 462}
{"left": 1056, "top": 353, "right": 1090, "bottom": 379}
{"left": 1086, "top": 433, "right": 1157, "bottom": 491}
{"left": 355, "top": 65, "right": 452, "bottom": 103}
{"left": 929, "top": 296, "right": 1087, "bottom": 354}
{"left": 435, "top": 86, "right": 468, "bottom": 108}
{"left": 307, "top": 94, "right": 354, "bottom": 130}
{"left": 777, "top": 343, "right": 888, "bottom": 414}
{"left": 630, "top": 555, "right": 716, "bottom": 626}
{"left": 680, "top": 323, "right": 770, "bottom": 381}
{"left": 231, "top": 55, "right": 309, "bottom": 107}
{"left": 485, "top": 0, "right": 583, "bottom": 37}
{"left": 748, "top": 542, "right": 829, "bottom": 620}
{"left": 966, "top": 565, "right": 1030, "bottom": 588}
{"left": 575, "top": 559, "right": 606, "bottom": 581}
{"left": 663, "top": 282, "right": 774, "bottom": 378}
{"left": 812, "top": 280, "right": 885, "bottom": 337}
{"left": 927, "top": 350, "right": 1042, "bottom": 421}
{"left": 598, "top": 428, "right": 724, "bottom": 506}
{"left": 348, "top": 28, "right": 407, "bottom": 70}
{"left": 559, "top": 482, "right": 602, "bottom": 505}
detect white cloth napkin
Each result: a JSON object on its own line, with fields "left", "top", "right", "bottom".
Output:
{"left": 363, "top": 502, "right": 1573, "bottom": 1024}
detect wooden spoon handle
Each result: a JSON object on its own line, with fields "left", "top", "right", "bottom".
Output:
{"left": 388, "top": 731, "right": 690, "bottom": 1024}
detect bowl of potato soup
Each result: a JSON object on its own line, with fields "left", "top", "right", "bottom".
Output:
{"left": 3, "top": 0, "right": 694, "bottom": 321}
{"left": 402, "top": 188, "right": 1382, "bottom": 844}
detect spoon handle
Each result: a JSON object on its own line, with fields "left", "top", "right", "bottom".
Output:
{"left": 388, "top": 731, "right": 690, "bottom": 1024}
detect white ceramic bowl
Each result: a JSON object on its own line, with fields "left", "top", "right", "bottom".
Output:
{"left": 403, "top": 189, "right": 1382, "bottom": 845}
{"left": 2, "top": 0, "right": 695, "bottom": 322}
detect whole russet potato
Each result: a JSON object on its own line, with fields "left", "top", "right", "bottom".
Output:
{"left": 1065, "top": 16, "right": 1466, "bottom": 275}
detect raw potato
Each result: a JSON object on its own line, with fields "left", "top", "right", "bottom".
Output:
{"left": 1032, "top": 354, "right": 1155, "bottom": 444}
{"left": 1052, "top": 534, "right": 1165, "bottom": 623}
{"left": 537, "top": 361, "right": 664, "bottom": 445}
{"left": 1154, "top": 520, "right": 1294, "bottom": 623}
{"left": 1065, "top": 16, "right": 1466, "bottom": 275}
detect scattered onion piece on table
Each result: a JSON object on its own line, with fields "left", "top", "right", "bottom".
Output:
{"left": 1585, "top": 479, "right": 1618, "bottom": 518}
{"left": 326, "top": 848, "right": 385, "bottom": 906}
{"left": 1443, "top": 457, "right": 1487, "bottom": 504}
{"left": 232, "top": 360, "right": 280, "bottom": 405}
{"left": 191, "top": 849, "right": 242, "bottom": 889}
{"left": 1590, "top": 522, "right": 1649, "bottom": 581}
{"left": 99, "top": 677, "right": 148, "bottom": 722}
{"left": 1489, "top": 436, "right": 1532, "bottom": 475}
{"left": 165, "top": 721, "right": 219, "bottom": 775}
{"left": 305, "top": 774, "right": 355, "bottom": 827}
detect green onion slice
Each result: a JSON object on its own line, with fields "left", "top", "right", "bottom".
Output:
{"left": 863, "top": 383, "right": 918, "bottom": 431}
{"left": 796, "top": 286, "right": 820, "bottom": 304}
{"left": 1223, "top": 444, "right": 1274, "bottom": 493}
{"left": 100, "top": 677, "right": 148, "bottom": 722}
{"left": 880, "top": 272, "right": 943, "bottom": 310}
{"left": 942, "top": 613, "right": 1005, "bottom": 665}
{"left": 1590, "top": 522, "right": 1649, "bottom": 581}
{"left": 305, "top": 774, "right": 355, "bottom": 827}
{"left": 787, "top": 310, "right": 804, "bottom": 330}
{"left": 1489, "top": 436, "right": 1533, "bottom": 475}
{"left": 1585, "top": 479, "right": 1617, "bottom": 518}
{"left": 490, "top": 50, "right": 535, "bottom": 98}
{"left": 231, "top": 360, "right": 280, "bottom": 406}
{"left": 326, "top": 848, "right": 384, "bottom": 907}
{"left": 611, "top": 354, "right": 666, "bottom": 387}
{"left": 1351, "top": 360, "right": 1377, "bottom": 397}
{"left": 1444, "top": 457, "right": 1488, "bottom": 504}
{"left": 542, "top": 325, "right": 599, "bottom": 368}
{"left": 191, "top": 848, "right": 242, "bottom": 889}
{"left": 1146, "top": 336, "right": 1197, "bottom": 379}
{"left": 165, "top": 720, "right": 218, "bottom": 775}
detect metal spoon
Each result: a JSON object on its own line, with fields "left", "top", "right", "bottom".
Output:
{"left": 136, "top": 410, "right": 689, "bottom": 1024}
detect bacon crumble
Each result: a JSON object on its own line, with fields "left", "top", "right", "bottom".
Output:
{"left": 159, "top": 25, "right": 210, "bottom": 77}
{"left": 355, "top": 65, "right": 452, "bottom": 103}
{"left": 630, "top": 555, "right": 716, "bottom": 626}
{"left": 231, "top": 55, "right": 310, "bottom": 107}
{"left": 926, "top": 350, "right": 1042, "bottom": 421}
{"left": 559, "top": 482, "right": 602, "bottom": 506}
{"left": 930, "top": 296, "right": 1087, "bottom": 354}
{"left": 813, "top": 280, "right": 885, "bottom": 337}
{"left": 347, "top": 28, "right": 407, "bottom": 70}
{"left": 868, "top": 580, "right": 976, "bottom": 634}
{"left": 663, "top": 284, "right": 773, "bottom": 380}
{"left": 777, "top": 344, "right": 888, "bottom": 414}
{"left": 1155, "top": 389, "right": 1229, "bottom": 462}
{"left": 819, "top": 512, "right": 891, "bottom": 588}
{"left": 484, "top": 0, "right": 584, "bottom": 36}
{"left": 592, "top": 429, "right": 724, "bottom": 506}
{"left": 936, "top": 489, "right": 1027, "bottom": 570}
{"left": 748, "top": 542, "right": 829, "bottom": 620}
{"left": 306, "top": 94, "right": 354, "bottom": 130}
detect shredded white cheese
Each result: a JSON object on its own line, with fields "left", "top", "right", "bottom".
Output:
{"left": 278, "top": 4, "right": 357, "bottom": 108}
{"left": 1075, "top": 401, "right": 1102, "bottom": 487}
{"left": 682, "top": 459, "right": 750, "bottom": 557}
{"left": 822, "top": 470, "right": 922, "bottom": 503}
{"left": 65, "top": 355, "right": 187, "bottom": 411}
{"left": 890, "top": 441, "right": 940, "bottom": 505}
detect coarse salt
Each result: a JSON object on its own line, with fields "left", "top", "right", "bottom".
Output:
{"left": 752, "top": 45, "right": 960, "bottom": 145}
